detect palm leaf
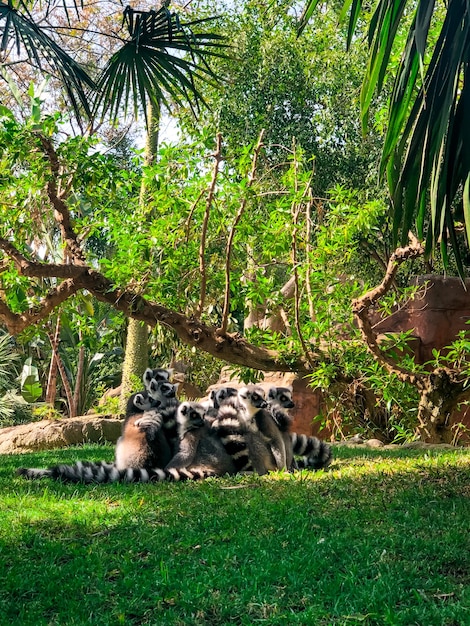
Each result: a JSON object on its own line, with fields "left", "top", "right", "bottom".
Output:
{"left": 0, "top": 1, "right": 96, "bottom": 118}
{"left": 299, "top": 0, "right": 470, "bottom": 270}
{"left": 94, "top": 6, "right": 228, "bottom": 126}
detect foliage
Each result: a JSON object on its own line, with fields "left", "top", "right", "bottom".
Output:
{"left": 20, "top": 357, "right": 42, "bottom": 403}
{"left": 0, "top": 391, "right": 34, "bottom": 427}
{"left": 30, "top": 403, "right": 63, "bottom": 421}
{"left": 3, "top": 445, "right": 470, "bottom": 624}
{"left": 92, "top": 395, "right": 121, "bottom": 416}
{"left": 177, "top": 0, "right": 384, "bottom": 197}
{"left": 299, "top": 0, "right": 470, "bottom": 270}
{"left": 0, "top": 1, "right": 227, "bottom": 126}
{"left": 0, "top": 332, "right": 33, "bottom": 426}
{"left": 13, "top": 299, "right": 126, "bottom": 417}
{"left": 0, "top": 110, "right": 434, "bottom": 434}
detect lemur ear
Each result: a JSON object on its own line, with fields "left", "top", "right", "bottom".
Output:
{"left": 143, "top": 368, "right": 153, "bottom": 385}
{"left": 180, "top": 404, "right": 189, "bottom": 416}
{"left": 268, "top": 387, "right": 276, "bottom": 399}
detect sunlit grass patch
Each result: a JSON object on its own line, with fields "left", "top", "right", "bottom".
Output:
{"left": 1, "top": 444, "right": 469, "bottom": 625}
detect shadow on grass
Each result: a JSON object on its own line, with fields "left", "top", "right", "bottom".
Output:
{"left": 1, "top": 444, "right": 469, "bottom": 626}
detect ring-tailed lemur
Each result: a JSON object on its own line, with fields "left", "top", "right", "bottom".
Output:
{"left": 16, "top": 380, "right": 180, "bottom": 483}
{"left": 266, "top": 386, "right": 295, "bottom": 470}
{"left": 164, "top": 401, "right": 237, "bottom": 477}
{"left": 143, "top": 367, "right": 172, "bottom": 390}
{"left": 114, "top": 391, "right": 172, "bottom": 470}
{"left": 204, "top": 386, "right": 238, "bottom": 423}
{"left": 239, "top": 386, "right": 288, "bottom": 472}
{"left": 17, "top": 401, "right": 237, "bottom": 484}
{"left": 16, "top": 382, "right": 332, "bottom": 483}
{"left": 267, "top": 385, "right": 333, "bottom": 470}
{"left": 146, "top": 379, "right": 180, "bottom": 454}
{"left": 211, "top": 386, "right": 287, "bottom": 475}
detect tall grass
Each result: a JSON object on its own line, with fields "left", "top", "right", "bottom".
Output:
{"left": 1, "top": 445, "right": 469, "bottom": 625}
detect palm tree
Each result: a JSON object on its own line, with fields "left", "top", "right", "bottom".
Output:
{"left": 0, "top": 1, "right": 226, "bottom": 123}
{"left": 299, "top": 0, "right": 470, "bottom": 271}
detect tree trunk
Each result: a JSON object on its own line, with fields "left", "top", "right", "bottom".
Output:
{"left": 119, "top": 318, "right": 149, "bottom": 413}
{"left": 72, "top": 341, "right": 85, "bottom": 417}
{"left": 416, "top": 369, "right": 464, "bottom": 444}
{"left": 119, "top": 100, "right": 160, "bottom": 412}
{"left": 45, "top": 316, "right": 61, "bottom": 405}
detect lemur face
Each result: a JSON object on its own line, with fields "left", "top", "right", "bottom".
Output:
{"left": 238, "top": 386, "right": 267, "bottom": 411}
{"left": 268, "top": 387, "right": 295, "bottom": 409}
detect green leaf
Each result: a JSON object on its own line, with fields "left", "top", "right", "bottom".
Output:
{"left": 20, "top": 357, "right": 42, "bottom": 403}
{"left": 463, "top": 174, "right": 470, "bottom": 247}
{"left": 297, "top": 0, "right": 322, "bottom": 36}
{"left": 94, "top": 6, "right": 228, "bottom": 127}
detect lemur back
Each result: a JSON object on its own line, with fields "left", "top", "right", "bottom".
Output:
{"left": 212, "top": 386, "right": 286, "bottom": 475}
{"left": 205, "top": 386, "right": 238, "bottom": 423}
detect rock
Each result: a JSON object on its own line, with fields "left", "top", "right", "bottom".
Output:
{"left": 348, "top": 434, "right": 365, "bottom": 444}
{"left": 401, "top": 441, "right": 456, "bottom": 450}
{"left": 0, "top": 415, "right": 122, "bottom": 455}
{"left": 364, "top": 438, "right": 385, "bottom": 448}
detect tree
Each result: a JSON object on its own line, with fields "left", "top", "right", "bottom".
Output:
{"left": 176, "top": 0, "right": 384, "bottom": 198}
{"left": 299, "top": 0, "right": 470, "bottom": 271}
{"left": 0, "top": 1, "right": 226, "bottom": 126}
{"left": 119, "top": 101, "right": 160, "bottom": 412}
{"left": 1, "top": 0, "right": 228, "bottom": 408}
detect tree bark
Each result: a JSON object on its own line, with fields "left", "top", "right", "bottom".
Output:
{"left": 416, "top": 369, "right": 469, "bottom": 444}
{"left": 119, "top": 100, "right": 159, "bottom": 411}
{"left": 119, "top": 319, "right": 149, "bottom": 413}
{"left": 352, "top": 238, "right": 470, "bottom": 444}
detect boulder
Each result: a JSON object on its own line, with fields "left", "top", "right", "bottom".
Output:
{"left": 0, "top": 414, "right": 122, "bottom": 455}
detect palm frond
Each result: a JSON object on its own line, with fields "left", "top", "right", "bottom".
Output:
{"left": 94, "top": 5, "right": 229, "bottom": 126}
{"left": 0, "top": 1, "right": 96, "bottom": 119}
{"left": 298, "top": 0, "right": 470, "bottom": 269}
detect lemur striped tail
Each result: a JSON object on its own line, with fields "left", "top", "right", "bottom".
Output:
{"left": 290, "top": 433, "right": 333, "bottom": 469}
{"left": 16, "top": 461, "right": 216, "bottom": 484}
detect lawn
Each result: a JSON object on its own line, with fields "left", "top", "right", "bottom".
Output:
{"left": 1, "top": 444, "right": 469, "bottom": 626}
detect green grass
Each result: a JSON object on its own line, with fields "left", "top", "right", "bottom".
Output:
{"left": 1, "top": 445, "right": 470, "bottom": 626}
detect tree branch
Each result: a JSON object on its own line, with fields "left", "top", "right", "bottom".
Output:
{"left": 291, "top": 150, "right": 316, "bottom": 368}
{"left": 352, "top": 235, "right": 425, "bottom": 385}
{"left": 0, "top": 251, "right": 316, "bottom": 373}
{"left": 37, "top": 133, "right": 87, "bottom": 264}
{"left": 219, "top": 129, "right": 265, "bottom": 335}
{"left": 196, "top": 132, "right": 223, "bottom": 318}
{"left": 0, "top": 239, "right": 88, "bottom": 278}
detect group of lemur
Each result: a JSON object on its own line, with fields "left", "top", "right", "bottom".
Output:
{"left": 17, "top": 367, "right": 332, "bottom": 484}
